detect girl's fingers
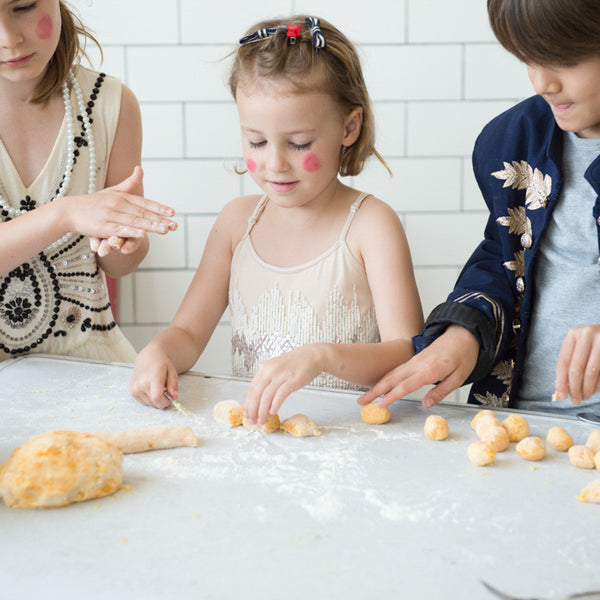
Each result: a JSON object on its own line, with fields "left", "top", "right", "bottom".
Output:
{"left": 556, "top": 334, "right": 576, "bottom": 401}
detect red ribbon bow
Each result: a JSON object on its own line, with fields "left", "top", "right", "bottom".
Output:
{"left": 287, "top": 24, "right": 301, "bottom": 38}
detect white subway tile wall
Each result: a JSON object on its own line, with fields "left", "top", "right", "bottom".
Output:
{"left": 73, "top": 0, "right": 532, "bottom": 401}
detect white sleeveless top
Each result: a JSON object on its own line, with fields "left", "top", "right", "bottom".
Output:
{"left": 0, "top": 66, "right": 136, "bottom": 363}
{"left": 229, "top": 192, "right": 380, "bottom": 390}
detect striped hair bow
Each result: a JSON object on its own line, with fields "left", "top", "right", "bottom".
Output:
{"left": 305, "top": 17, "right": 326, "bottom": 48}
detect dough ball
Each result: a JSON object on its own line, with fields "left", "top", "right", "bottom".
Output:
{"left": 212, "top": 400, "right": 244, "bottom": 427}
{"left": 546, "top": 426, "right": 573, "bottom": 452}
{"left": 242, "top": 413, "right": 281, "bottom": 434}
{"left": 515, "top": 436, "right": 546, "bottom": 461}
{"left": 576, "top": 480, "right": 600, "bottom": 504}
{"left": 0, "top": 431, "right": 123, "bottom": 509}
{"left": 479, "top": 425, "right": 509, "bottom": 452}
{"left": 501, "top": 414, "right": 530, "bottom": 442}
{"left": 360, "top": 402, "right": 391, "bottom": 425}
{"left": 467, "top": 441, "right": 496, "bottom": 466}
{"left": 470, "top": 410, "right": 498, "bottom": 431}
{"left": 568, "top": 445, "right": 596, "bottom": 469}
{"left": 424, "top": 415, "right": 449, "bottom": 441}
{"left": 474, "top": 415, "right": 502, "bottom": 439}
{"left": 586, "top": 429, "right": 600, "bottom": 454}
{"left": 595, "top": 452, "right": 600, "bottom": 472}
{"left": 280, "top": 414, "right": 320, "bottom": 438}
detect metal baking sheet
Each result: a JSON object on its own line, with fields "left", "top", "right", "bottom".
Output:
{"left": 1, "top": 355, "right": 599, "bottom": 599}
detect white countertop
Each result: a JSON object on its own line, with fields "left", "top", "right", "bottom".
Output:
{"left": 1, "top": 355, "right": 599, "bottom": 599}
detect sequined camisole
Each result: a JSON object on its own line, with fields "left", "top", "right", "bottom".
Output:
{"left": 229, "top": 192, "right": 380, "bottom": 390}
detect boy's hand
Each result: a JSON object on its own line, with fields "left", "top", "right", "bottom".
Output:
{"left": 555, "top": 325, "right": 600, "bottom": 404}
{"left": 357, "top": 325, "right": 479, "bottom": 409}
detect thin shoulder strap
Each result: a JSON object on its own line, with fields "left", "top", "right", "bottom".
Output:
{"left": 245, "top": 195, "right": 269, "bottom": 235}
{"left": 340, "top": 192, "right": 370, "bottom": 241}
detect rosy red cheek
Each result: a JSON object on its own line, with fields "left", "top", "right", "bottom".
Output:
{"left": 246, "top": 158, "right": 256, "bottom": 172}
{"left": 35, "top": 15, "right": 53, "bottom": 40}
{"left": 303, "top": 153, "right": 321, "bottom": 173}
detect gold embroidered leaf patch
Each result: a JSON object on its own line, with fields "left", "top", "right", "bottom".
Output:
{"left": 490, "top": 359, "right": 514, "bottom": 388}
{"left": 496, "top": 206, "right": 532, "bottom": 236}
{"left": 492, "top": 161, "right": 552, "bottom": 209}
{"left": 503, "top": 250, "right": 524, "bottom": 277}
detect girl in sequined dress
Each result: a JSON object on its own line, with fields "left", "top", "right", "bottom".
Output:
{"left": 130, "top": 15, "right": 423, "bottom": 422}
{"left": 0, "top": 0, "right": 177, "bottom": 362}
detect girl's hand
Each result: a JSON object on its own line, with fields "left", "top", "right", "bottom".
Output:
{"left": 61, "top": 166, "right": 177, "bottom": 242}
{"left": 89, "top": 235, "right": 145, "bottom": 257}
{"left": 555, "top": 325, "right": 600, "bottom": 404}
{"left": 244, "top": 345, "right": 324, "bottom": 424}
{"left": 129, "top": 345, "right": 179, "bottom": 409}
{"left": 357, "top": 325, "right": 480, "bottom": 409}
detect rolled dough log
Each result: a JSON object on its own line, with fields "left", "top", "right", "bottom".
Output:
{"left": 0, "top": 431, "right": 123, "bottom": 509}
{"left": 90, "top": 425, "right": 199, "bottom": 454}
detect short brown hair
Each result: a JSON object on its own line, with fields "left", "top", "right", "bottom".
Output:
{"left": 488, "top": 0, "right": 600, "bottom": 65}
{"left": 30, "top": 1, "right": 101, "bottom": 105}
{"left": 229, "top": 15, "right": 388, "bottom": 177}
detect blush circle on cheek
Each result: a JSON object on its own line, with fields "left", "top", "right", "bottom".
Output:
{"left": 303, "top": 153, "right": 321, "bottom": 173}
{"left": 246, "top": 158, "right": 256, "bottom": 172}
{"left": 36, "top": 15, "right": 53, "bottom": 40}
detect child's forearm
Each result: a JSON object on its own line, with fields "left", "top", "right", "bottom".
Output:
{"left": 315, "top": 339, "right": 415, "bottom": 388}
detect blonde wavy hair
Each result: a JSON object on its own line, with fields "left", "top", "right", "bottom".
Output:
{"left": 30, "top": 1, "right": 102, "bottom": 104}
{"left": 229, "top": 15, "right": 389, "bottom": 177}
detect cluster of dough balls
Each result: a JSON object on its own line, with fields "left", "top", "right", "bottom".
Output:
{"left": 212, "top": 400, "right": 320, "bottom": 437}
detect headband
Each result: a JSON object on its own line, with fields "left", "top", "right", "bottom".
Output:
{"left": 239, "top": 17, "right": 327, "bottom": 48}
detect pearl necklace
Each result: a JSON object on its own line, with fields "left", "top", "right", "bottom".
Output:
{"left": 0, "top": 70, "right": 96, "bottom": 250}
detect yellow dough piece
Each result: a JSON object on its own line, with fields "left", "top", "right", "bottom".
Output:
{"left": 516, "top": 436, "right": 546, "bottom": 461}
{"left": 501, "top": 414, "right": 530, "bottom": 443}
{"left": 479, "top": 425, "right": 509, "bottom": 452}
{"left": 568, "top": 445, "right": 596, "bottom": 469}
{"left": 0, "top": 431, "right": 123, "bottom": 509}
{"left": 280, "top": 414, "right": 320, "bottom": 438}
{"left": 474, "top": 415, "right": 501, "bottom": 439}
{"left": 212, "top": 400, "right": 244, "bottom": 427}
{"left": 467, "top": 441, "right": 496, "bottom": 466}
{"left": 586, "top": 429, "right": 600, "bottom": 454}
{"left": 546, "top": 426, "right": 573, "bottom": 452}
{"left": 91, "top": 425, "right": 198, "bottom": 454}
{"left": 423, "top": 415, "right": 449, "bottom": 441}
{"left": 470, "top": 409, "right": 498, "bottom": 431}
{"left": 595, "top": 452, "right": 600, "bottom": 472}
{"left": 576, "top": 480, "right": 600, "bottom": 503}
{"left": 242, "top": 413, "right": 281, "bottom": 434}
{"left": 360, "top": 402, "right": 391, "bottom": 425}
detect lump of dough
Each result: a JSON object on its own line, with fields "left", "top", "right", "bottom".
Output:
{"left": 467, "top": 441, "right": 496, "bottom": 466}
{"left": 516, "top": 436, "right": 546, "bottom": 461}
{"left": 360, "top": 402, "right": 391, "bottom": 425}
{"left": 280, "top": 414, "right": 320, "bottom": 438}
{"left": 595, "top": 452, "right": 600, "bottom": 472}
{"left": 546, "top": 426, "right": 573, "bottom": 452}
{"left": 470, "top": 410, "right": 498, "bottom": 431}
{"left": 0, "top": 431, "right": 123, "bottom": 509}
{"left": 586, "top": 429, "right": 600, "bottom": 454}
{"left": 576, "top": 479, "right": 600, "bottom": 504}
{"left": 479, "top": 425, "right": 509, "bottom": 452}
{"left": 242, "top": 413, "right": 280, "bottom": 434}
{"left": 423, "top": 415, "right": 449, "bottom": 441}
{"left": 568, "top": 445, "right": 596, "bottom": 469}
{"left": 501, "top": 414, "right": 530, "bottom": 442}
{"left": 213, "top": 400, "right": 244, "bottom": 427}
{"left": 474, "top": 415, "right": 501, "bottom": 439}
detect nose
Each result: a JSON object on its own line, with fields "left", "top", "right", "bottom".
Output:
{"left": 527, "top": 64, "right": 562, "bottom": 96}
{"left": 0, "top": 19, "right": 23, "bottom": 49}
{"left": 266, "top": 145, "right": 290, "bottom": 173}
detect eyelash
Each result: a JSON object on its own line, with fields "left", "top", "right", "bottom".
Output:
{"left": 15, "top": 2, "right": 37, "bottom": 13}
{"left": 248, "top": 141, "right": 312, "bottom": 151}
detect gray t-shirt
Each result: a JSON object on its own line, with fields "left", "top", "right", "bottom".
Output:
{"left": 518, "top": 131, "right": 600, "bottom": 413}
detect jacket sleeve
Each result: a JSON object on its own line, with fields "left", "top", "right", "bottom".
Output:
{"left": 413, "top": 127, "right": 518, "bottom": 383}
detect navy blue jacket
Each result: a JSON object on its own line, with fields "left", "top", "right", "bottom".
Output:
{"left": 414, "top": 94, "right": 600, "bottom": 407}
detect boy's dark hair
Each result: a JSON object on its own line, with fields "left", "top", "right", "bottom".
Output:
{"left": 488, "top": 0, "right": 600, "bottom": 65}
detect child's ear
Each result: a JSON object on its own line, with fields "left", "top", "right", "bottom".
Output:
{"left": 342, "top": 107, "right": 363, "bottom": 147}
